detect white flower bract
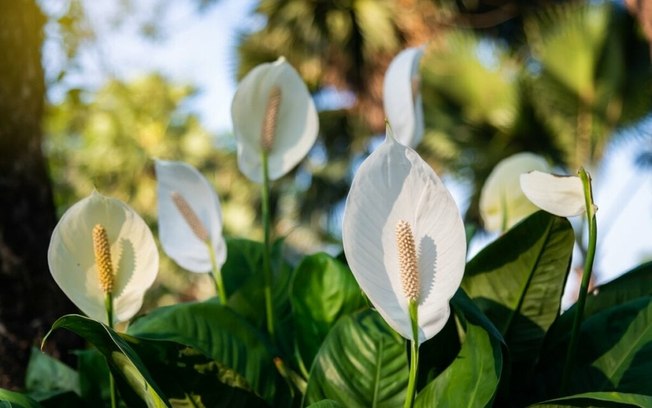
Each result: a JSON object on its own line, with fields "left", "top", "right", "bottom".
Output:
{"left": 48, "top": 191, "right": 159, "bottom": 324}
{"left": 520, "top": 170, "right": 587, "bottom": 217}
{"left": 383, "top": 47, "right": 425, "bottom": 148}
{"left": 342, "top": 128, "right": 466, "bottom": 344}
{"left": 155, "top": 159, "right": 226, "bottom": 273}
{"left": 231, "top": 57, "right": 319, "bottom": 183}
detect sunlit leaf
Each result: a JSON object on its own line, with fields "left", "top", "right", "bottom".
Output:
{"left": 290, "top": 252, "right": 366, "bottom": 367}
{"left": 304, "top": 310, "right": 408, "bottom": 407}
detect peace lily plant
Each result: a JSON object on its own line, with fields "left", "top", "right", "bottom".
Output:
{"left": 383, "top": 47, "right": 425, "bottom": 148}
{"left": 47, "top": 190, "right": 158, "bottom": 408}
{"left": 479, "top": 152, "right": 551, "bottom": 232}
{"left": 343, "top": 126, "right": 466, "bottom": 407}
{"left": 231, "top": 56, "right": 319, "bottom": 339}
{"left": 10, "top": 47, "right": 652, "bottom": 408}
{"left": 48, "top": 190, "right": 159, "bottom": 326}
{"left": 155, "top": 159, "right": 228, "bottom": 302}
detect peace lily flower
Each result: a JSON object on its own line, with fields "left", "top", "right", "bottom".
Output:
{"left": 383, "top": 46, "right": 425, "bottom": 148}
{"left": 155, "top": 159, "right": 228, "bottom": 300}
{"left": 479, "top": 152, "right": 551, "bottom": 232}
{"left": 231, "top": 56, "right": 319, "bottom": 183}
{"left": 520, "top": 170, "right": 590, "bottom": 217}
{"left": 342, "top": 127, "right": 466, "bottom": 344}
{"left": 48, "top": 191, "right": 158, "bottom": 325}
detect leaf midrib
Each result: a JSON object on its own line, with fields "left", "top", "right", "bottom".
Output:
{"left": 596, "top": 303, "right": 652, "bottom": 389}
{"left": 503, "top": 220, "right": 554, "bottom": 336}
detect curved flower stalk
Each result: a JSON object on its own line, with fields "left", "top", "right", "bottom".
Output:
{"left": 480, "top": 152, "right": 551, "bottom": 232}
{"left": 520, "top": 170, "right": 590, "bottom": 217}
{"left": 343, "top": 127, "right": 466, "bottom": 341}
{"left": 231, "top": 56, "right": 319, "bottom": 183}
{"left": 155, "top": 159, "right": 228, "bottom": 300}
{"left": 48, "top": 191, "right": 159, "bottom": 325}
{"left": 383, "top": 47, "right": 425, "bottom": 148}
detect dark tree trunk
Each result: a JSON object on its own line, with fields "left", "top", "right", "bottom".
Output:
{"left": 0, "top": 0, "right": 78, "bottom": 389}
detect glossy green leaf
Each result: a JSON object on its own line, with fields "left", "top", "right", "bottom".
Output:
{"left": 76, "top": 349, "right": 110, "bottom": 406}
{"left": 551, "top": 261, "right": 652, "bottom": 337}
{"left": 306, "top": 400, "right": 345, "bottom": 408}
{"left": 222, "top": 238, "right": 295, "bottom": 356}
{"left": 43, "top": 314, "right": 169, "bottom": 408}
{"left": 128, "top": 299, "right": 287, "bottom": 406}
{"left": 535, "top": 297, "right": 652, "bottom": 399}
{"left": 290, "top": 252, "right": 366, "bottom": 367}
{"left": 123, "top": 337, "right": 268, "bottom": 407}
{"left": 531, "top": 391, "right": 652, "bottom": 407}
{"left": 462, "top": 211, "right": 574, "bottom": 364}
{"left": 415, "top": 290, "right": 504, "bottom": 408}
{"left": 0, "top": 389, "right": 41, "bottom": 408}
{"left": 25, "top": 347, "right": 80, "bottom": 400}
{"left": 304, "top": 310, "right": 408, "bottom": 407}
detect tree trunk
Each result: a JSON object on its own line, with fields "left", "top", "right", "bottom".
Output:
{"left": 0, "top": 0, "right": 78, "bottom": 389}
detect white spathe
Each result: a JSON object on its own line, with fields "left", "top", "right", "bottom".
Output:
{"left": 480, "top": 152, "right": 551, "bottom": 232}
{"left": 383, "top": 47, "right": 425, "bottom": 148}
{"left": 520, "top": 170, "right": 586, "bottom": 217}
{"left": 48, "top": 191, "right": 158, "bottom": 324}
{"left": 155, "top": 159, "right": 226, "bottom": 273}
{"left": 342, "top": 129, "right": 466, "bottom": 344}
{"left": 231, "top": 57, "right": 319, "bottom": 183}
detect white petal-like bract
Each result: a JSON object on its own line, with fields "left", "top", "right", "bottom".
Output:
{"left": 342, "top": 129, "right": 466, "bottom": 344}
{"left": 231, "top": 57, "right": 319, "bottom": 183}
{"left": 480, "top": 152, "right": 551, "bottom": 232}
{"left": 383, "top": 47, "right": 425, "bottom": 148}
{"left": 155, "top": 160, "right": 226, "bottom": 273}
{"left": 520, "top": 170, "right": 586, "bottom": 217}
{"left": 48, "top": 191, "right": 159, "bottom": 324}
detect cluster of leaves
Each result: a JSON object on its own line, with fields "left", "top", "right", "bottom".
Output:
{"left": 2, "top": 210, "right": 649, "bottom": 407}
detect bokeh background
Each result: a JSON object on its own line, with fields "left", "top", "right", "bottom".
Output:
{"left": 1, "top": 0, "right": 650, "bottom": 389}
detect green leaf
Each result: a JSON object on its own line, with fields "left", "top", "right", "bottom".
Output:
{"left": 43, "top": 315, "right": 170, "bottom": 408}
{"left": 290, "top": 252, "right": 366, "bottom": 367}
{"left": 306, "top": 400, "right": 345, "bottom": 408}
{"left": 462, "top": 211, "right": 574, "bottom": 364}
{"left": 581, "top": 262, "right": 652, "bottom": 317}
{"left": 123, "top": 337, "right": 268, "bottom": 407}
{"left": 76, "top": 349, "right": 110, "bottom": 406}
{"left": 222, "top": 238, "right": 296, "bottom": 357}
{"left": 304, "top": 310, "right": 408, "bottom": 407}
{"left": 415, "top": 290, "right": 504, "bottom": 408}
{"left": 535, "top": 297, "right": 652, "bottom": 398}
{"left": 128, "top": 299, "right": 287, "bottom": 406}
{"left": 551, "top": 262, "right": 652, "bottom": 336}
{"left": 531, "top": 391, "right": 652, "bottom": 407}
{"left": 25, "top": 347, "right": 80, "bottom": 400}
{"left": 0, "top": 389, "right": 42, "bottom": 408}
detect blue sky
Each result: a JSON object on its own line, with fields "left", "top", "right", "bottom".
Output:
{"left": 43, "top": 0, "right": 652, "bottom": 285}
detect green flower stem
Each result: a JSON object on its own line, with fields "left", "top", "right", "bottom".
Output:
{"left": 206, "top": 241, "right": 227, "bottom": 303}
{"left": 261, "top": 151, "right": 275, "bottom": 339}
{"left": 105, "top": 292, "right": 118, "bottom": 408}
{"left": 404, "top": 300, "right": 419, "bottom": 408}
{"left": 560, "top": 167, "right": 597, "bottom": 393}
